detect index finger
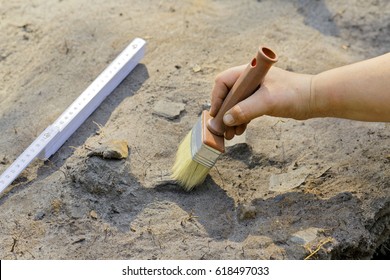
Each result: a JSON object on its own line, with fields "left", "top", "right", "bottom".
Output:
{"left": 209, "top": 65, "right": 246, "bottom": 117}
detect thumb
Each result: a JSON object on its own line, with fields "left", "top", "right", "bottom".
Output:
{"left": 222, "top": 89, "right": 269, "bottom": 126}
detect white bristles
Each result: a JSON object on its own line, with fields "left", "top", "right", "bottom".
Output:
{"left": 171, "top": 131, "right": 211, "bottom": 191}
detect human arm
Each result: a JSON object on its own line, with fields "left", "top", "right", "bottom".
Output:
{"left": 311, "top": 53, "right": 390, "bottom": 121}
{"left": 209, "top": 53, "right": 390, "bottom": 139}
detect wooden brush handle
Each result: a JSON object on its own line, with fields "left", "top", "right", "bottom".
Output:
{"left": 207, "top": 46, "right": 278, "bottom": 136}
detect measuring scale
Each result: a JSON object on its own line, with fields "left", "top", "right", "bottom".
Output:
{"left": 0, "top": 37, "right": 146, "bottom": 194}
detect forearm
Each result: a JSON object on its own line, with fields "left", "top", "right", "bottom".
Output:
{"left": 310, "top": 53, "right": 390, "bottom": 121}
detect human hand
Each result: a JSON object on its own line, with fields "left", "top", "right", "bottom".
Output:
{"left": 209, "top": 65, "right": 313, "bottom": 140}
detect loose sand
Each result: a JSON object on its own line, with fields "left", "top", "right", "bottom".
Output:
{"left": 0, "top": 0, "right": 389, "bottom": 259}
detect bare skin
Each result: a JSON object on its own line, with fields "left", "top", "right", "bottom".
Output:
{"left": 210, "top": 53, "right": 390, "bottom": 140}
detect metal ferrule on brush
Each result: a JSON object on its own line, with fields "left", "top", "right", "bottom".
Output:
{"left": 191, "top": 114, "right": 222, "bottom": 168}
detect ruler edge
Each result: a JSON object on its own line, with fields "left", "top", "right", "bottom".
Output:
{"left": 0, "top": 38, "right": 146, "bottom": 194}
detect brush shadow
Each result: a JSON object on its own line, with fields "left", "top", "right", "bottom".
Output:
{"left": 24, "top": 151, "right": 386, "bottom": 259}
{"left": 224, "top": 143, "right": 284, "bottom": 169}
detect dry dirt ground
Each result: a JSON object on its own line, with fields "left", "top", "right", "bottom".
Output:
{"left": 0, "top": 0, "right": 389, "bottom": 260}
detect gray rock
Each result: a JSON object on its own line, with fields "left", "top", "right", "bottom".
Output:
{"left": 153, "top": 100, "right": 185, "bottom": 120}
{"left": 34, "top": 211, "right": 46, "bottom": 221}
{"left": 290, "top": 227, "right": 323, "bottom": 245}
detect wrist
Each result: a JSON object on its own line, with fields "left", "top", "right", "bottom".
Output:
{"left": 291, "top": 72, "right": 317, "bottom": 120}
{"left": 308, "top": 73, "right": 335, "bottom": 118}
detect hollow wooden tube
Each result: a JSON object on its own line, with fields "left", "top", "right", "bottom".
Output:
{"left": 207, "top": 46, "right": 278, "bottom": 136}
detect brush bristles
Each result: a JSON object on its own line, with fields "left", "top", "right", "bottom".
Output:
{"left": 171, "top": 131, "right": 211, "bottom": 191}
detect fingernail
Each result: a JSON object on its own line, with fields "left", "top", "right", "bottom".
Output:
{"left": 223, "top": 113, "right": 234, "bottom": 125}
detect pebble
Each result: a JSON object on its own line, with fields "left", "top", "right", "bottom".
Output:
{"left": 238, "top": 203, "right": 257, "bottom": 220}
{"left": 87, "top": 140, "right": 129, "bottom": 159}
{"left": 34, "top": 211, "right": 46, "bottom": 221}
{"left": 90, "top": 210, "right": 98, "bottom": 219}
{"left": 192, "top": 64, "right": 202, "bottom": 72}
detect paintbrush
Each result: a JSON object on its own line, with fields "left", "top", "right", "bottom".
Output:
{"left": 172, "top": 46, "right": 278, "bottom": 191}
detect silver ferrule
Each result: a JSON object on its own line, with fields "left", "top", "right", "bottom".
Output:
{"left": 191, "top": 117, "right": 221, "bottom": 168}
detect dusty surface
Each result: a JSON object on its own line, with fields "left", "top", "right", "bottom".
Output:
{"left": 0, "top": 0, "right": 389, "bottom": 260}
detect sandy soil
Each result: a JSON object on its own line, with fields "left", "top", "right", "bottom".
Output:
{"left": 0, "top": 0, "right": 389, "bottom": 260}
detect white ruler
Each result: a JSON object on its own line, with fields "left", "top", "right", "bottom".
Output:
{"left": 0, "top": 37, "right": 146, "bottom": 194}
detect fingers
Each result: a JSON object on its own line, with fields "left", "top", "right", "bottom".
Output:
{"left": 235, "top": 123, "right": 247, "bottom": 136}
{"left": 223, "top": 85, "right": 271, "bottom": 126}
{"left": 224, "top": 123, "right": 247, "bottom": 140}
{"left": 210, "top": 65, "right": 246, "bottom": 117}
{"left": 224, "top": 126, "right": 235, "bottom": 140}
{"left": 221, "top": 90, "right": 265, "bottom": 140}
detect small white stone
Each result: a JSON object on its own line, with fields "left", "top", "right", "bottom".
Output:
{"left": 290, "top": 227, "right": 323, "bottom": 245}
